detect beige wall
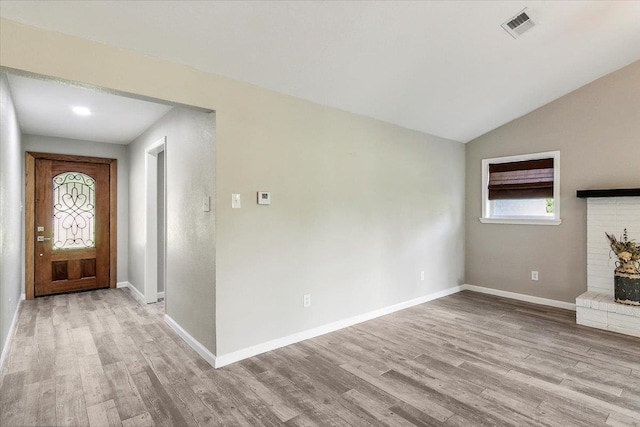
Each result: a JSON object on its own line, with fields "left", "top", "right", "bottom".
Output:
{"left": 466, "top": 60, "right": 640, "bottom": 303}
{"left": 0, "top": 73, "right": 23, "bottom": 364}
{"left": 0, "top": 19, "right": 465, "bottom": 358}
{"left": 22, "top": 134, "right": 129, "bottom": 283}
{"left": 216, "top": 107, "right": 465, "bottom": 355}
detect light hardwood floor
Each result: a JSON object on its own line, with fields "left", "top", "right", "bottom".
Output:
{"left": 1, "top": 289, "right": 639, "bottom": 426}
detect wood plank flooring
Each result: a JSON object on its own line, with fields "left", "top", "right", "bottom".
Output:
{"left": 1, "top": 289, "right": 639, "bottom": 426}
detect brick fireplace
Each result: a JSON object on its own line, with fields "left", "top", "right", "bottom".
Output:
{"left": 576, "top": 190, "right": 640, "bottom": 338}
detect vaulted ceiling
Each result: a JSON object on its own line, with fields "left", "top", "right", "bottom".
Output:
{"left": 1, "top": 1, "right": 639, "bottom": 142}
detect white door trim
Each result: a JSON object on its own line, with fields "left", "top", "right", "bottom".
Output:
{"left": 144, "top": 136, "right": 166, "bottom": 304}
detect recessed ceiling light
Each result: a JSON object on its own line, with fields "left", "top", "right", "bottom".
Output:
{"left": 72, "top": 106, "right": 92, "bottom": 116}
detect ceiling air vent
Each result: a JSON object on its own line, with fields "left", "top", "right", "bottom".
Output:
{"left": 501, "top": 8, "right": 535, "bottom": 39}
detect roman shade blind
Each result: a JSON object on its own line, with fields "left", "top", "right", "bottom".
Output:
{"left": 488, "top": 158, "right": 554, "bottom": 200}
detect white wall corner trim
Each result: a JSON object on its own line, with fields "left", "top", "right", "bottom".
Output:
{"left": 117, "top": 281, "right": 146, "bottom": 305}
{"left": 0, "top": 295, "right": 25, "bottom": 374}
{"left": 214, "top": 286, "right": 464, "bottom": 368}
{"left": 164, "top": 314, "right": 216, "bottom": 368}
{"left": 462, "top": 284, "right": 576, "bottom": 311}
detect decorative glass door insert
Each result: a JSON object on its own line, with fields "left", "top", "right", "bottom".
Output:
{"left": 53, "top": 172, "right": 96, "bottom": 250}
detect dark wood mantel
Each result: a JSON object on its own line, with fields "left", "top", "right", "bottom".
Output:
{"left": 576, "top": 188, "right": 640, "bottom": 198}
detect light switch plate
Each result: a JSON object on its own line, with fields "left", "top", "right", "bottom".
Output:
{"left": 257, "top": 191, "right": 271, "bottom": 205}
{"left": 232, "top": 194, "right": 241, "bottom": 209}
{"left": 202, "top": 196, "right": 211, "bottom": 212}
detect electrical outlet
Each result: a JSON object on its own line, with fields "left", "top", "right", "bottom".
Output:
{"left": 303, "top": 294, "right": 311, "bottom": 308}
{"left": 420, "top": 271, "right": 425, "bottom": 281}
{"left": 531, "top": 271, "right": 539, "bottom": 281}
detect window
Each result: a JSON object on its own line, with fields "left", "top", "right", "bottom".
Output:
{"left": 480, "top": 151, "right": 561, "bottom": 225}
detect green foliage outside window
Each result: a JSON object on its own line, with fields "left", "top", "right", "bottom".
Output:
{"left": 546, "top": 198, "right": 554, "bottom": 214}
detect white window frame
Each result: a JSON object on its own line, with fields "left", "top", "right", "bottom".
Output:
{"left": 480, "top": 151, "right": 561, "bottom": 225}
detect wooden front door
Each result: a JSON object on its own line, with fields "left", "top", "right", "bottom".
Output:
{"left": 34, "top": 158, "right": 111, "bottom": 296}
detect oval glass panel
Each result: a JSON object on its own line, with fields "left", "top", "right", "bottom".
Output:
{"left": 52, "top": 172, "right": 96, "bottom": 250}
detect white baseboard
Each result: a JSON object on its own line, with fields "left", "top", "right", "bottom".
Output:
{"left": 462, "top": 284, "right": 576, "bottom": 311}
{"left": 160, "top": 283, "right": 575, "bottom": 370}
{"left": 158, "top": 291, "right": 165, "bottom": 299}
{"left": 214, "top": 285, "right": 464, "bottom": 368}
{"left": 0, "top": 294, "right": 25, "bottom": 375}
{"left": 117, "top": 281, "right": 146, "bottom": 304}
{"left": 164, "top": 314, "right": 216, "bottom": 368}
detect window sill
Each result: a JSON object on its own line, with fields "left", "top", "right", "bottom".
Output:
{"left": 479, "top": 217, "right": 562, "bottom": 226}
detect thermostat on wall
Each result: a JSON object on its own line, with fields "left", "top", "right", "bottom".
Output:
{"left": 257, "top": 191, "right": 271, "bottom": 205}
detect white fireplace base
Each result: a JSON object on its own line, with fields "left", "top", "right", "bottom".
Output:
{"left": 578, "top": 195, "right": 640, "bottom": 338}
{"left": 576, "top": 291, "right": 640, "bottom": 338}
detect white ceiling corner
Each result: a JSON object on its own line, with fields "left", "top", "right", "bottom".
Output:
{"left": 1, "top": 1, "right": 639, "bottom": 143}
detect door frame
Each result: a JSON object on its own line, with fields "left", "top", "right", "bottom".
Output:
{"left": 25, "top": 152, "right": 117, "bottom": 299}
{"left": 144, "top": 137, "right": 166, "bottom": 304}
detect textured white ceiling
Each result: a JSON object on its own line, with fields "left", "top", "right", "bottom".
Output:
{"left": 6, "top": 74, "right": 172, "bottom": 144}
{"left": 2, "top": 1, "right": 639, "bottom": 142}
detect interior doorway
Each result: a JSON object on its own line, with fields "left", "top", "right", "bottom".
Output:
{"left": 143, "top": 137, "right": 166, "bottom": 304}
{"left": 157, "top": 150, "right": 166, "bottom": 302}
{"left": 7, "top": 68, "right": 213, "bottom": 318}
